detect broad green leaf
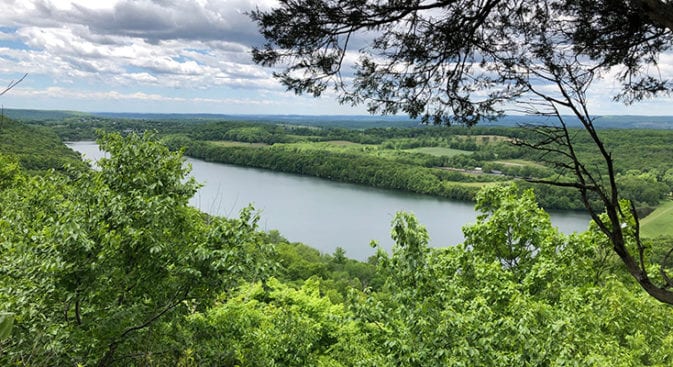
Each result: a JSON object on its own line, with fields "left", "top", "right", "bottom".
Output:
{"left": 0, "top": 312, "right": 14, "bottom": 340}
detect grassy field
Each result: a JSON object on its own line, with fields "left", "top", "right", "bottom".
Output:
{"left": 324, "top": 140, "right": 364, "bottom": 146}
{"left": 281, "top": 141, "right": 373, "bottom": 153}
{"left": 493, "top": 159, "right": 547, "bottom": 168}
{"left": 641, "top": 200, "right": 673, "bottom": 237}
{"left": 210, "top": 141, "right": 268, "bottom": 147}
{"left": 407, "top": 146, "right": 473, "bottom": 157}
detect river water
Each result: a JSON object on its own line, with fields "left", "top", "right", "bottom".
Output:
{"left": 67, "top": 141, "right": 590, "bottom": 260}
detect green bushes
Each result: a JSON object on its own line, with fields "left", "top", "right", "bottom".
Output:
{"left": 0, "top": 133, "right": 275, "bottom": 366}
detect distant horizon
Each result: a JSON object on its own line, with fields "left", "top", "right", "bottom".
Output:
{"left": 6, "top": 107, "right": 673, "bottom": 118}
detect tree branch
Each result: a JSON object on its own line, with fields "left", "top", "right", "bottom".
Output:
{"left": 635, "top": 0, "right": 673, "bottom": 31}
{"left": 0, "top": 73, "right": 27, "bottom": 96}
{"left": 97, "top": 287, "right": 190, "bottom": 367}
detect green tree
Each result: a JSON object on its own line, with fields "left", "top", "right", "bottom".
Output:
{"left": 617, "top": 172, "right": 669, "bottom": 207}
{"left": 354, "top": 188, "right": 673, "bottom": 366}
{"left": 184, "top": 278, "right": 381, "bottom": 366}
{"left": 251, "top": 0, "right": 673, "bottom": 304}
{"left": 0, "top": 154, "right": 21, "bottom": 190}
{"left": 661, "top": 168, "right": 673, "bottom": 193}
{"left": 332, "top": 246, "right": 347, "bottom": 264}
{"left": 0, "top": 132, "right": 274, "bottom": 366}
{"left": 463, "top": 184, "right": 557, "bottom": 281}
{"left": 251, "top": 1, "right": 672, "bottom": 125}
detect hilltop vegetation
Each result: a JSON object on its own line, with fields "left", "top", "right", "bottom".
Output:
{"left": 2, "top": 109, "right": 91, "bottom": 122}
{"left": 1, "top": 128, "right": 673, "bottom": 365}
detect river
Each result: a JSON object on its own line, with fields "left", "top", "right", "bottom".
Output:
{"left": 67, "top": 141, "right": 590, "bottom": 260}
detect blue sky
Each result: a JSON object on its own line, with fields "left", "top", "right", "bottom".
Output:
{"left": 0, "top": 0, "right": 672, "bottom": 116}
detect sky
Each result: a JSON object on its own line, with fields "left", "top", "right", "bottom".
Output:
{"left": 0, "top": 0, "right": 672, "bottom": 116}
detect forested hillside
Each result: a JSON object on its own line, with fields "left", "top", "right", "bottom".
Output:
{"left": 1, "top": 120, "right": 673, "bottom": 365}
{"left": 0, "top": 118, "right": 83, "bottom": 172}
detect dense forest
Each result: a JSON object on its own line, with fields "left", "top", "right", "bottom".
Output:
{"left": 0, "top": 116, "right": 672, "bottom": 365}
{"left": 0, "top": 119, "right": 83, "bottom": 172}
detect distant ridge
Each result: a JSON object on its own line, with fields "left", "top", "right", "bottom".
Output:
{"left": 5, "top": 108, "right": 673, "bottom": 129}
{"left": 490, "top": 115, "right": 673, "bottom": 129}
{"left": 90, "top": 112, "right": 423, "bottom": 129}
{"left": 3, "top": 109, "right": 91, "bottom": 121}
{"left": 71, "top": 111, "right": 673, "bottom": 129}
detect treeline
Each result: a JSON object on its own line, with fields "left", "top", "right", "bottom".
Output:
{"left": 163, "top": 135, "right": 594, "bottom": 210}
{"left": 513, "top": 127, "right": 673, "bottom": 212}
{"left": 182, "top": 140, "right": 483, "bottom": 202}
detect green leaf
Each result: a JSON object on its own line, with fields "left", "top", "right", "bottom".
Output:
{"left": 0, "top": 312, "right": 14, "bottom": 340}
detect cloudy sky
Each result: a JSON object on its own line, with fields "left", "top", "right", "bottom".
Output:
{"left": 0, "top": 0, "right": 672, "bottom": 116}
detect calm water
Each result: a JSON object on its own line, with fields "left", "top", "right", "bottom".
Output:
{"left": 67, "top": 141, "right": 590, "bottom": 260}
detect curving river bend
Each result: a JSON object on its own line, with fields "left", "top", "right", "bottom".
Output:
{"left": 67, "top": 141, "right": 590, "bottom": 260}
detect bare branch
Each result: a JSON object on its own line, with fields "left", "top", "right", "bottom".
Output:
{"left": 0, "top": 73, "right": 27, "bottom": 97}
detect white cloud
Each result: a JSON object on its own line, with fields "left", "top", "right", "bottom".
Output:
{"left": 0, "top": 0, "right": 671, "bottom": 116}
{"left": 9, "top": 86, "right": 269, "bottom": 104}
{"left": 0, "top": 0, "right": 283, "bottom": 92}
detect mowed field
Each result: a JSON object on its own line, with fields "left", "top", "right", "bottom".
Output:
{"left": 210, "top": 140, "right": 268, "bottom": 147}
{"left": 641, "top": 200, "right": 673, "bottom": 237}
{"left": 407, "top": 147, "right": 473, "bottom": 157}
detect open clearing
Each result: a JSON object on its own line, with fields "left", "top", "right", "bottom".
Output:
{"left": 407, "top": 146, "right": 472, "bottom": 157}
{"left": 211, "top": 140, "right": 268, "bottom": 147}
{"left": 641, "top": 200, "right": 673, "bottom": 237}
{"left": 493, "top": 159, "right": 547, "bottom": 168}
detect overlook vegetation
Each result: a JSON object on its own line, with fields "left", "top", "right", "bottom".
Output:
{"left": 0, "top": 117, "right": 671, "bottom": 365}
{"left": 3, "top": 0, "right": 673, "bottom": 361}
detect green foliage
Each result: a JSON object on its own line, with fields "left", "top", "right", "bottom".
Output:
{"left": 184, "top": 278, "right": 381, "bottom": 367}
{"left": 464, "top": 184, "right": 557, "bottom": 281}
{"left": 276, "top": 242, "right": 329, "bottom": 281}
{"left": 353, "top": 186, "right": 673, "bottom": 366}
{"left": 617, "top": 171, "right": 669, "bottom": 207}
{"left": 161, "top": 134, "right": 194, "bottom": 152}
{"left": 0, "top": 154, "right": 22, "bottom": 190}
{"left": 9, "top": 112, "right": 673, "bottom": 361}
{"left": 1, "top": 132, "right": 672, "bottom": 365}
{"left": 0, "top": 313, "right": 13, "bottom": 340}
{"left": 224, "top": 126, "right": 273, "bottom": 143}
{"left": 0, "top": 118, "right": 83, "bottom": 172}
{"left": 0, "top": 132, "right": 275, "bottom": 366}
{"left": 273, "top": 240, "right": 381, "bottom": 301}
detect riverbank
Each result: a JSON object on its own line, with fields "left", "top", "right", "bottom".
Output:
{"left": 34, "top": 114, "right": 673, "bottom": 222}
{"left": 165, "top": 133, "right": 590, "bottom": 211}
{"left": 67, "top": 140, "right": 591, "bottom": 260}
